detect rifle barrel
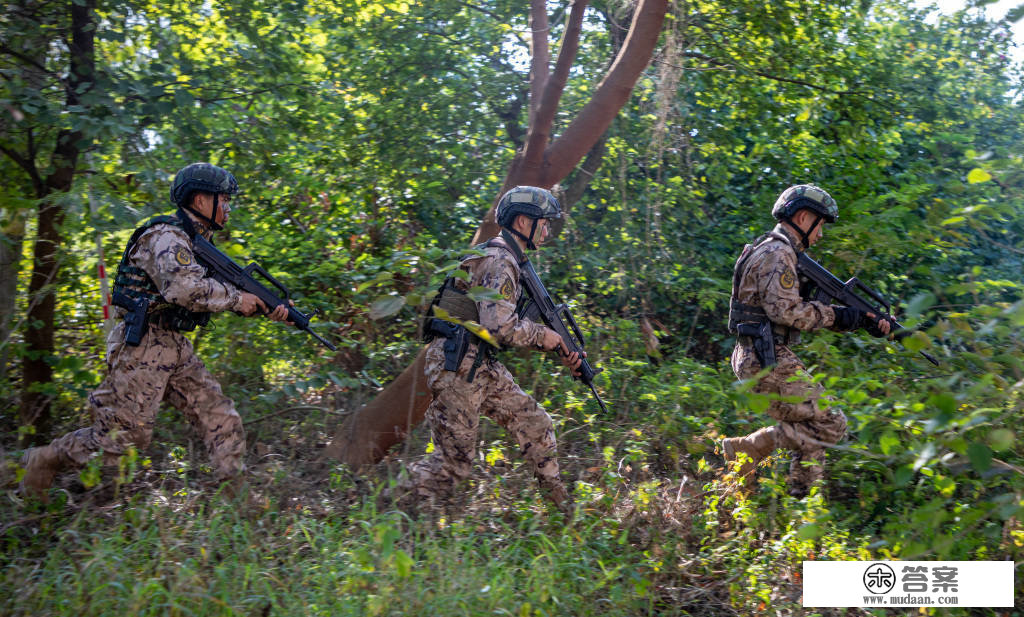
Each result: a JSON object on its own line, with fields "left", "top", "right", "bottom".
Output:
{"left": 589, "top": 383, "right": 609, "bottom": 415}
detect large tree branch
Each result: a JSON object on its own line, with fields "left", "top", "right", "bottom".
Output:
{"left": 528, "top": 0, "right": 550, "bottom": 127}
{"left": 522, "top": 0, "right": 588, "bottom": 171}
{"left": 544, "top": 0, "right": 668, "bottom": 183}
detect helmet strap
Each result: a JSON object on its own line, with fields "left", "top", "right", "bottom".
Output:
{"left": 183, "top": 192, "right": 223, "bottom": 231}
{"left": 788, "top": 212, "right": 821, "bottom": 249}
{"left": 505, "top": 217, "right": 539, "bottom": 250}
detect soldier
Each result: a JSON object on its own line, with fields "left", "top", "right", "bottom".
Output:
{"left": 723, "top": 184, "right": 891, "bottom": 498}
{"left": 397, "top": 186, "right": 583, "bottom": 514}
{"left": 19, "top": 163, "right": 290, "bottom": 501}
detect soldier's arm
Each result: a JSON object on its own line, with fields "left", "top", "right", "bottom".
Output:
{"left": 134, "top": 226, "right": 242, "bottom": 312}
{"left": 757, "top": 247, "right": 835, "bottom": 331}
{"left": 474, "top": 254, "right": 548, "bottom": 348}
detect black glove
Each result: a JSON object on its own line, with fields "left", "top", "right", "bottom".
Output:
{"left": 832, "top": 305, "right": 862, "bottom": 331}
{"left": 862, "top": 314, "right": 891, "bottom": 338}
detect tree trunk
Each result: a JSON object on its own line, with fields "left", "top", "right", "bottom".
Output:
{"left": 0, "top": 223, "right": 24, "bottom": 383}
{"left": 18, "top": 0, "right": 96, "bottom": 444}
{"left": 325, "top": 0, "right": 668, "bottom": 467}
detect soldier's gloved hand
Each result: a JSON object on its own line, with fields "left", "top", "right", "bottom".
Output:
{"left": 237, "top": 293, "right": 268, "bottom": 317}
{"left": 861, "top": 312, "right": 892, "bottom": 338}
{"left": 832, "top": 305, "right": 862, "bottom": 331}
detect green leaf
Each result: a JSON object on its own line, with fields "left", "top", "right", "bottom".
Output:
{"left": 903, "top": 293, "right": 936, "bottom": 318}
{"left": 928, "top": 393, "right": 956, "bottom": 415}
{"left": 967, "top": 442, "right": 992, "bottom": 472}
{"left": 369, "top": 295, "right": 405, "bottom": 320}
{"left": 356, "top": 271, "right": 393, "bottom": 293}
{"left": 879, "top": 431, "right": 901, "bottom": 456}
{"left": 966, "top": 168, "right": 992, "bottom": 184}
{"left": 988, "top": 429, "right": 1015, "bottom": 452}
{"left": 932, "top": 474, "right": 955, "bottom": 497}
{"left": 394, "top": 549, "right": 413, "bottom": 578}
{"left": 796, "top": 523, "right": 823, "bottom": 540}
{"left": 467, "top": 286, "right": 501, "bottom": 302}
{"left": 902, "top": 331, "right": 930, "bottom": 353}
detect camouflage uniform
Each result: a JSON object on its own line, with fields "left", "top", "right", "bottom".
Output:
{"left": 35, "top": 215, "right": 246, "bottom": 482}
{"left": 401, "top": 239, "right": 567, "bottom": 506}
{"left": 726, "top": 224, "right": 848, "bottom": 496}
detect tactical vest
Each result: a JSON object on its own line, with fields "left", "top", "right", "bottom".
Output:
{"left": 425, "top": 237, "right": 529, "bottom": 327}
{"left": 111, "top": 214, "right": 211, "bottom": 332}
{"left": 728, "top": 231, "right": 801, "bottom": 346}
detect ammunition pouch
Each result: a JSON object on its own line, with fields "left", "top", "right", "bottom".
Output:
{"left": 736, "top": 321, "right": 777, "bottom": 368}
{"left": 434, "top": 285, "right": 479, "bottom": 322}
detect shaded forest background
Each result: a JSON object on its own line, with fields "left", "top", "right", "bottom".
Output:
{"left": 1, "top": 0, "right": 1022, "bottom": 614}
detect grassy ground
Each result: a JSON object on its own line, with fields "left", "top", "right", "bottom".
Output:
{"left": 2, "top": 355, "right": 1020, "bottom": 616}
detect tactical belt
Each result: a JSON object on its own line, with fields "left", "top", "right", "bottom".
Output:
{"left": 736, "top": 331, "right": 790, "bottom": 348}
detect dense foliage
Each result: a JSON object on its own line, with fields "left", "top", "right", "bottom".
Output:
{"left": 2, "top": 0, "right": 1022, "bottom": 614}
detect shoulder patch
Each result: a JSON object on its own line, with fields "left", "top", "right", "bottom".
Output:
{"left": 779, "top": 268, "right": 796, "bottom": 289}
{"left": 175, "top": 246, "right": 193, "bottom": 266}
{"left": 499, "top": 277, "right": 515, "bottom": 300}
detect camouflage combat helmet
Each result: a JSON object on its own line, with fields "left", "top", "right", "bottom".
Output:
{"left": 771, "top": 184, "right": 838, "bottom": 224}
{"left": 496, "top": 186, "right": 562, "bottom": 228}
{"left": 170, "top": 163, "right": 239, "bottom": 207}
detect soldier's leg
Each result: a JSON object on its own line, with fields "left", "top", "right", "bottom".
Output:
{"left": 482, "top": 363, "right": 568, "bottom": 510}
{"left": 724, "top": 345, "right": 795, "bottom": 482}
{"left": 767, "top": 346, "right": 848, "bottom": 496}
{"left": 778, "top": 407, "right": 847, "bottom": 498}
{"left": 401, "top": 370, "right": 483, "bottom": 500}
{"left": 163, "top": 338, "right": 245, "bottom": 481}
{"left": 22, "top": 325, "right": 176, "bottom": 497}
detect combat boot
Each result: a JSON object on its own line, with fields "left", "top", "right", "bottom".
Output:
{"left": 19, "top": 444, "right": 64, "bottom": 502}
{"left": 539, "top": 479, "right": 573, "bottom": 516}
{"left": 722, "top": 437, "right": 763, "bottom": 483}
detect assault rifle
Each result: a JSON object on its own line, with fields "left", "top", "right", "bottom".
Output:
{"left": 502, "top": 230, "right": 609, "bottom": 414}
{"left": 192, "top": 234, "right": 337, "bottom": 351}
{"left": 796, "top": 253, "right": 938, "bottom": 366}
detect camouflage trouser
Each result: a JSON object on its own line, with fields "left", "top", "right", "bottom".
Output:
{"left": 401, "top": 339, "right": 563, "bottom": 500}
{"left": 46, "top": 321, "right": 245, "bottom": 480}
{"left": 730, "top": 343, "right": 847, "bottom": 493}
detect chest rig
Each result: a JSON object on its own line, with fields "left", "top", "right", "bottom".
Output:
{"left": 423, "top": 237, "right": 531, "bottom": 381}
{"left": 728, "top": 230, "right": 804, "bottom": 347}
{"left": 111, "top": 213, "right": 211, "bottom": 333}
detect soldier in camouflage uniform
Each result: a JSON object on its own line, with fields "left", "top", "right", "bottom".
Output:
{"left": 398, "top": 186, "right": 583, "bottom": 513}
{"left": 19, "top": 163, "right": 290, "bottom": 500}
{"left": 723, "top": 184, "right": 891, "bottom": 498}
